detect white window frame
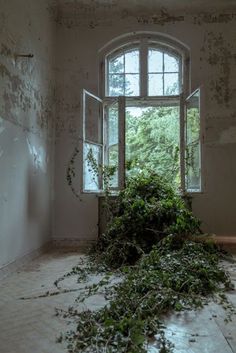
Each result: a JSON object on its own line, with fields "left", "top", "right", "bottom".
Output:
{"left": 82, "top": 33, "right": 203, "bottom": 194}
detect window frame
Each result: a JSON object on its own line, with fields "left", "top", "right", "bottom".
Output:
{"left": 81, "top": 33, "right": 203, "bottom": 194}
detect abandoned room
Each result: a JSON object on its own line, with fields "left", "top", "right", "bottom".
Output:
{"left": 1, "top": 0, "right": 236, "bottom": 352}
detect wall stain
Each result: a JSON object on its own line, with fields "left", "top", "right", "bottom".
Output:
{"left": 193, "top": 12, "right": 236, "bottom": 25}
{"left": 200, "top": 32, "right": 235, "bottom": 106}
{"left": 0, "top": 60, "right": 54, "bottom": 138}
{"left": 51, "top": 3, "right": 236, "bottom": 28}
{"left": 55, "top": 98, "right": 80, "bottom": 138}
{"left": 137, "top": 9, "right": 184, "bottom": 26}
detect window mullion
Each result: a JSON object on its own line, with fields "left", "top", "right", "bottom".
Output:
{"left": 103, "top": 104, "right": 108, "bottom": 167}
{"left": 140, "top": 39, "right": 148, "bottom": 97}
{"left": 118, "top": 96, "right": 126, "bottom": 189}
{"left": 180, "top": 93, "right": 185, "bottom": 192}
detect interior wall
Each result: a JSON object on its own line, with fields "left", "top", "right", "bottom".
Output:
{"left": 53, "top": 3, "right": 236, "bottom": 240}
{"left": 0, "top": 0, "right": 56, "bottom": 267}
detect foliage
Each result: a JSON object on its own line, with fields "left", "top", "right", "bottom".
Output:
{"left": 66, "top": 146, "right": 81, "bottom": 199}
{"left": 94, "top": 171, "right": 201, "bottom": 268}
{"left": 59, "top": 172, "right": 235, "bottom": 353}
{"left": 125, "top": 106, "right": 180, "bottom": 188}
{"left": 57, "top": 236, "right": 235, "bottom": 353}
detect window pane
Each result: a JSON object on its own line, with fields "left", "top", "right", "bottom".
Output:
{"left": 109, "top": 54, "right": 124, "bottom": 74}
{"left": 125, "top": 50, "right": 139, "bottom": 73}
{"left": 109, "top": 74, "right": 124, "bottom": 96}
{"left": 186, "top": 144, "right": 200, "bottom": 191}
{"left": 185, "top": 90, "right": 201, "bottom": 191}
{"left": 148, "top": 73, "right": 163, "bottom": 96}
{"left": 85, "top": 94, "right": 103, "bottom": 143}
{"left": 164, "top": 53, "right": 179, "bottom": 72}
{"left": 107, "top": 105, "right": 118, "bottom": 187}
{"left": 164, "top": 73, "right": 179, "bottom": 95}
{"left": 83, "top": 143, "right": 102, "bottom": 191}
{"left": 125, "top": 74, "right": 139, "bottom": 96}
{"left": 148, "top": 49, "right": 163, "bottom": 73}
{"left": 126, "top": 105, "right": 180, "bottom": 188}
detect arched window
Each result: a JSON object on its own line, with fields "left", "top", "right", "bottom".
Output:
{"left": 106, "top": 45, "right": 181, "bottom": 97}
{"left": 82, "top": 34, "right": 202, "bottom": 193}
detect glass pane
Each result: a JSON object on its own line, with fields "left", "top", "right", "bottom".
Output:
{"left": 186, "top": 143, "right": 200, "bottom": 191}
{"left": 164, "top": 73, "right": 179, "bottom": 95}
{"left": 125, "top": 74, "right": 139, "bottom": 96}
{"left": 109, "top": 74, "right": 124, "bottom": 96}
{"left": 125, "top": 50, "right": 139, "bottom": 73}
{"left": 126, "top": 105, "right": 180, "bottom": 189}
{"left": 85, "top": 94, "right": 103, "bottom": 143}
{"left": 148, "top": 49, "right": 163, "bottom": 73}
{"left": 83, "top": 143, "right": 102, "bottom": 191}
{"left": 185, "top": 89, "right": 201, "bottom": 191}
{"left": 164, "top": 53, "right": 179, "bottom": 72}
{"left": 107, "top": 105, "right": 118, "bottom": 187}
{"left": 109, "top": 54, "right": 124, "bottom": 74}
{"left": 148, "top": 74, "right": 163, "bottom": 96}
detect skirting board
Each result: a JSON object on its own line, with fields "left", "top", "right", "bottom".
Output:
{"left": 52, "top": 238, "right": 96, "bottom": 250}
{"left": 0, "top": 241, "right": 52, "bottom": 281}
{"left": 214, "top": 235, "right": 236, "bottom": 253}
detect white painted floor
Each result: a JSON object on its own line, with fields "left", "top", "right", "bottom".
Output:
{"left": 0, "top": 249, "right": 235, "bottom": 353}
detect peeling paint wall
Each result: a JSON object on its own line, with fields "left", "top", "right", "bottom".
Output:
{"left": 0, "top": 0, "right": 55, "bottom": 267}
{"left": 54, "top": 3, "right": 236, "bottom": 239}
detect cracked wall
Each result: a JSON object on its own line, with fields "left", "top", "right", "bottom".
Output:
{"left": 0, "top": 0, "right": 56, "bottom": 268}
{"left": 53, "top": 4, "right": 236, "bottom": 239}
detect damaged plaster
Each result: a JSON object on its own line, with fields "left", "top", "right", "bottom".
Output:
{"left": 0, "top": 0, "right": 55, "bottom": 269}
{"left": 200, "top": 32, "right": 236, "bottom": 106}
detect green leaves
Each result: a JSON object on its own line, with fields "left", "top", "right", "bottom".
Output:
{"left": 96, "top": 172, "right": 201, "bottom": 268}
{"left": 58, "top": 236, "right": 235, "bottom": 353}
{"left": 59, "top": 172, "right": 235, "bottom": 353}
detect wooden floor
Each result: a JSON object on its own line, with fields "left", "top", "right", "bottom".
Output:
{"left": 0, "top": 249, "right": 235, "bottom": 353}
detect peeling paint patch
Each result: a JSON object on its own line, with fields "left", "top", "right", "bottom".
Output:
{"left": 194, "top": 12, "right": 236, "bottom": 25}
{"left": 0, "top": 60, "right": 55, "bottom": 138}
{"left": 137, "top": 9, "right": 184, "bottom": 25}
{"left": 200, "top": 32, "right": 235, "bottom": 106}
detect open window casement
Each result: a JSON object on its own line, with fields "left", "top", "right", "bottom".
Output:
{"left": 184, "top": 88, "right": 202, "bottom": 192}
{"left": 82, "top": 87, "right": 203, "bottom": 194}
{"left": 82, "top": 90, "right": 125, "bottom": 193}
{"left": 104, "top": 96, "right": 126, "bottom": 190}
{"left": 83, "top": 90, "right": 104, "bottom": 192}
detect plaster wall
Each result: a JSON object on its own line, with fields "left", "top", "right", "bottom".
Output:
{"left": 0, "top": 0, "right": 55, "bottom": 267}
{"left": 54, "top": 3, "right": 236, "bottom": 240}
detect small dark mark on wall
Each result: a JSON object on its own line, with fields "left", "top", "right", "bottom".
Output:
{"left": 193, "top": 12, "right": 236, "bottom": 25}
{"left": 137, "top": 8, "right": 184, "bottom": 25}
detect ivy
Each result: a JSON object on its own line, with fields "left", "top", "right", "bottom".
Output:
{"left": 57, "top": 237, "right": 235, "bottom": 353}
{"left": 58, "top": 172, "right": 235, "bottom": 353}
{"left": 66, "top": 145, "right": 81, "bottom": 200}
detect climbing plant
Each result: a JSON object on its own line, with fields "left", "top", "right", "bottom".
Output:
{"left": 58, "top": 171, "right": 235, "bottom": 353}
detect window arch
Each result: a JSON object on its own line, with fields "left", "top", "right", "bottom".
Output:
{"left": 105, "top": 40, "right": 183, "bottom": 98}
{"left": 82, "top": 33, "right": 202, "bottom": 193}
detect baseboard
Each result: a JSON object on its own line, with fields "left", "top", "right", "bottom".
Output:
{"left": 214, "top": 235, "right": 236, "bottom": 253}
{"left": 0, "top": 241, "right": 52, "bottom": 281}
{"left": 52, "top": 238, "right": 96, "bottom": 251}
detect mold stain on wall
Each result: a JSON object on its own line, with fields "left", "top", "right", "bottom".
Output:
{"left": 200, "top": 32, "right": 236, "bottom": 106}
{"left": 193, "top": 12, "right": 236, "bottom": 25}
{"left": 0, "top": 45, "right": 55, "bottom": 139}
{"left": 136, "top": 8, "right": 184, "bottom": 25}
